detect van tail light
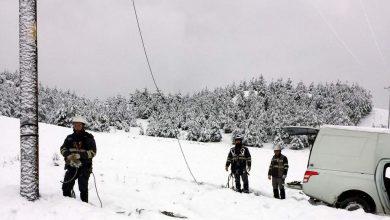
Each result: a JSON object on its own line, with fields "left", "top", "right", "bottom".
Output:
{"left": 303, "top": 170, "right": 319, "bottom": 183}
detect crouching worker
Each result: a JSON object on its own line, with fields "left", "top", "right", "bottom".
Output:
{"left": 225, "top": 135, "right": 251, "bottom": 193}
{"left": 268, "top": 145, "right": 288, "bottom": 199}
{"left": 60, "top": 116, "right": 96, "bottom": 203}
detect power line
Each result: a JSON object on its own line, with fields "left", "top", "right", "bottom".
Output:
{"left": 359, "top": 0, "right": 389, "bottom": 129}
{"left": 131, "top": 0, "right": 161, "bottom": 94}
{"left": 359, "top": 0, "right": 388, "bottom": 70}
{"left": 130, "top": 0, "right": 199, "bottom": 185}
{"left": 308, "top": 0, "right": 362, "bottom": 66}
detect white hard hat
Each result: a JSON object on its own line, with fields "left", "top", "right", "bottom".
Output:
{"left": 234, "top": 134, "right": 244, "bottom": 141}
{"left": 72, "top": 115, "right": 87, "bottom": 125}
{"left": 274, "top": 145, "right": 282, "bottom": 151}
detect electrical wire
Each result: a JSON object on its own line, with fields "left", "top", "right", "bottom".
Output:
{"left": 131, "top": 0, "right": 161, "bottom": 94}
{"left": 92, "top": 172, "right": 103, "bottom": 208}
{"left": 130, "top": 0, "right": 199, "bottom": 185}
{"left": 309, "top": 0, "right": 362, "bottom": 66}
{"left": 60, "top": 168, "right": 78, "bottom": 184}
{"left": 359, "top": 0, "right": 388, "bottom": 69}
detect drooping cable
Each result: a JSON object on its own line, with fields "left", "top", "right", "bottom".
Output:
{"left": 92, "top": 172, "right": 103, "bottom": 208}
{"left": 60, "top": 168, "right": 78, "bottom": 184}
{"left": 130, "top": 0, "right": 161, "bottom": 94}
{"left": 130, "top": 0, "right": 199, "bottom": 185}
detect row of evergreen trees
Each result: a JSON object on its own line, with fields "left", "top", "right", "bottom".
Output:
{"left": 0, "top": 71, "right": 137, "bottom": 132}
{"left": 0, "top": 71, "right": 373, "bottom": 148}
{"left": 143, "top": 77, "right": 372, "bottom": 147}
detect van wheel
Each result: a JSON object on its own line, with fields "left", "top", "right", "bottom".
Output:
{"left": 339, "top": 197, "right": 373, "bottom": 213}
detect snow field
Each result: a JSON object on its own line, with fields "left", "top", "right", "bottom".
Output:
{"left": 0, "top": 116, "right": 385, "bottom": 219}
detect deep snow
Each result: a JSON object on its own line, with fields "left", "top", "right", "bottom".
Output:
{"left": 0, "top": 116, "right": 387, "bottom": 220}
{"left": 359, "top": 108, "right": 389, "bottom": 128}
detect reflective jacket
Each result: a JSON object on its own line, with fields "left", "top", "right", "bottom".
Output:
{"left": 268, "top": 154, "right": 288, "bottom": 178}
{"left": 225, "top": 146, "right": 251, "bottom": 172}
{"left": 60, "top": 130, "right": 96, "bottom": 169}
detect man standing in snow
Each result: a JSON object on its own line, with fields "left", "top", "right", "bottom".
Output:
{"left": 268, "top": 145, "right": 289, "bottom": 199}
{"left": 60, "top": 116, "right": 96, "bottom": 203}
{"left": 225, "top": 135, "right": 251, "bottom": 193}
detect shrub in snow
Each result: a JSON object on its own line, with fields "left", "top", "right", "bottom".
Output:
{"left": 222, "top": 117, "right": 235, "bottom": 134}
{"left": 146, "top": 114, "right": 179, "bottom": 138}
{"left": 52, "top": 153, "right": 60, "bottom": 166}
{"left": 209, "top": 126, "right": 222, "bottom": 142}
{"left": 289, "top": 136, "right": 308, "bottom": 150}
{"left": 186, "top": 120, "right": 201, "bottom": 141}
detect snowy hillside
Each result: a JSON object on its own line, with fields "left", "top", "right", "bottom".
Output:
{"left": 359, "top": 108, "right": 389, "bottom": 128}
{"left": 0, "top": 116, "right": 384, "bottom": 220}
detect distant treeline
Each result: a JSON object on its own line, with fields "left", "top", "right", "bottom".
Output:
{"left": 0, "top": 71, "right": 372, "bottom": 148}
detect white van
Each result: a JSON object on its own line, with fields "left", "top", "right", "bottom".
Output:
{"left": 285, "top": 125, "right": 390, "bottom": 214}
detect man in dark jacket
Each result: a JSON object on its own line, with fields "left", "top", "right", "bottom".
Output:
{"left": 60, "top": 116, "right": 96, "bottom": 203}
{"left": 225, "top": 135, "right": 251, "bottom": 193}
{"left": 268, "top": 145, "right": 288, "bottom": 199}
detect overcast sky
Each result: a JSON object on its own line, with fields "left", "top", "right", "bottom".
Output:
{"left": 0, "top": 0, "right": 389, "bottom": 108}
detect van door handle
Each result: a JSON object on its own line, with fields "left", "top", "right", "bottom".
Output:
{"left": 309, "top": 163, "right": 314, "bottom": 167}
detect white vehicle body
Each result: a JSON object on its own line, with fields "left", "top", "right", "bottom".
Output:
{"left": 302, "top": 125, "right": 390, "bottom": 214}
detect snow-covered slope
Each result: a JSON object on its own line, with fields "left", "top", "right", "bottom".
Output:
{"left": 0, "top": 116, "right": 383, "bottom": 219}
{"left": 359, "top": 108, "right": 389, "bottom": 128}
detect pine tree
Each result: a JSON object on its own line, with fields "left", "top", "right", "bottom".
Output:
{"left": 0, "top": 71, "right": 375, "bottom": 145}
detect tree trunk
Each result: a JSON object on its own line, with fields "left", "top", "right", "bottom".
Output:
{"left": 19, "top": 0, "right": 39, "bottom": 201}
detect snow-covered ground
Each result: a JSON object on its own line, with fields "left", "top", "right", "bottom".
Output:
{"left": 0, "top": 116, "right": 387, "bottom": 220}
{"left": 359, "top": 108, "right": 389, "bottom": 128}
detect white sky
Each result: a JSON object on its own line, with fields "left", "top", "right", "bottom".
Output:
{"left": 0, "top": 0, "right": 389, "bottom": 108}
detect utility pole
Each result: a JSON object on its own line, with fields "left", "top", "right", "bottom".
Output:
{"left": 386, "top": 86, "right": 390, "bottom": 129}
{"left": 19, "top": 0, "right": 39, "bottom": 201}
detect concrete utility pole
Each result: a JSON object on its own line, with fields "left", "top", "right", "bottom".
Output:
{"left": 386, "top": 86, "right": 390, "bottom": 129}
{"left": 19, "top": 0, "right": 39, "bottom": 201}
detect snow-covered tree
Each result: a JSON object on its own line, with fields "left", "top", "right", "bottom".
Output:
{"left": 1, "top": 71, "right": 374, "bottom": 146}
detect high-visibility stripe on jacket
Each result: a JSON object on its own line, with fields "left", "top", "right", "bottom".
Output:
{"left": 60, "top": 130, "right": 96, "bottom": 169}
{"left": 268, "top": 154, "right": 288, "bottom": 178}
{"left": 226, "top": 146, "right": 251, "bottom": 172}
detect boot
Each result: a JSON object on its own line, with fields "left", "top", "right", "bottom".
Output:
{"left": 80, "top": 191, "right": 88, "bottom": 203}
{"left": 63, "top": 190, "right": 72, "bottom": 198}
{"left": 273, "top": 189, "right": 279, "bottom": 199}
{"left": 280, "top": 188, "right": 286, "bottom": 199}
{"left": 243, "top": 183, "right": 249, "bottom": 193}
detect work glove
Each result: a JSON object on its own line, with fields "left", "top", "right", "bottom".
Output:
{"left": 268, "top": 175, "right": 272, "bottom": 180}
{"left": 282, "top": 175, "right": 287, "bottom": 180}
{"left": 69, "top": 159, "right": 82, "bottom": 168}
{"left": 67, "top": 153, "right": 80, "bottom": 162}
{"left": 247, "top": 166, "right": 251, "bottom": 172}
{"left": 67, "top": 153, "right": 81, "bottom": 168}
{"left": 225, "top": 166, "right": 229, "bottom": 172}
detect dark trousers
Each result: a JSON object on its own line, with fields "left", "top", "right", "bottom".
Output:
{"left": 233, "top": 170, "right": 249, "bottom": 192}
{"left": 272, "top": 177, "right": 285, "bottom": 199}
{"left": 62, "top": 167, "right": 91, "bottom": 202}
